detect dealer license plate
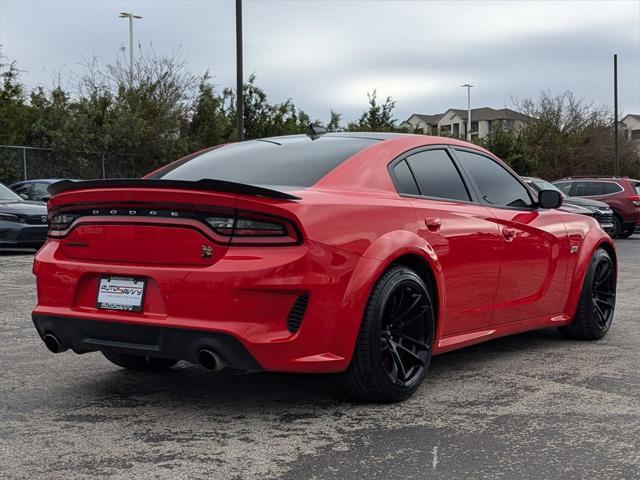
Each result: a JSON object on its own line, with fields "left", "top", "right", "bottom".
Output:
{"left": 96, "top": 276, "right": 146, "bottom": 312}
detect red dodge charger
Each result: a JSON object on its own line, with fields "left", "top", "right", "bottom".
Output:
{"left": 32, "top": 132, "right": 617, "bottom": 402}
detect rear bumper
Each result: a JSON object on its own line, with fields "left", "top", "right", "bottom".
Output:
{"left": 32, "top": 314, "right": 261, "bottom": 372}
{"left": 32, "top": 239, "right": 364, "bottom": 373}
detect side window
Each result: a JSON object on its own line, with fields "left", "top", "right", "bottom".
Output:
{"left": 602, "top": 182, "right": 622, "bottom": 194}
{"left": 574, "top": 182, "right": 604, "bottom": 196}
{"left": 392, "top": 160, "right": 420, "bottom": 195}
{"left": 32, "top": 183, "right": 49, "bottom": 200}
{"left": 455, "top": 150, "right": 533, "bottom": 208}
{"left": 553, "top": 182, "right": 573, "bottom": 195}
{"left": 13, "top": 184, "right": 32, "bottom": 197}
{"left": 405, "top": 149, "right": 470, "bottom": 202}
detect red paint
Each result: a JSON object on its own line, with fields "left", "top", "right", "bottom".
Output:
{"left": 33, "top": 135, "right": 615, "bottom": 372}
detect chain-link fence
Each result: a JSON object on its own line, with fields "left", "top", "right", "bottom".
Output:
{"left": 0, "top": 146, "right": 147, "bottom": 185}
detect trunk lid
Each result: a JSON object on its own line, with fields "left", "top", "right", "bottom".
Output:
{"left": 48, "top": 181, "right": 302, "bottom": 266}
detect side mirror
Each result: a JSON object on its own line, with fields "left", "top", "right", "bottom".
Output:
{"left": 538, "top": 189, "right": 562, "bottom": 209}
{"left": 19, "top": 193, "right": 29, "bottom": 200}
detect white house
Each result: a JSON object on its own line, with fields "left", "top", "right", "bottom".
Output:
{"left": 620, "top": 114, "right": 640, "bottom": 142}
{"left": 402, "top": 107, "right": 531, "bottom": 140}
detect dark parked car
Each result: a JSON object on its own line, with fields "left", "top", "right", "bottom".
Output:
{"left": 523, "top": 177, "right": 615, "bottom": 236}
{"left": 9, "top": 179, "right": 67, "bottom": 203}
{"left": 0, "top": 183, "right": 49, "bottom": 249}
{"left": 552, "top": 176, "right": 640, "bottom": 238}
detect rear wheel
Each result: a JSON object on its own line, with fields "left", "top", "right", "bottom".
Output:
{"left": 341, "top": 264, "right": 435, "bottom": 403}
{"left": 559, "top": 248, "right": 616, "bottom": 340}
{"left": 101, "top": 351, "right": 178, "bottom": 371}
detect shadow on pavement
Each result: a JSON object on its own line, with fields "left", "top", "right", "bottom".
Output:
{"left": 0, "top": 248, "right": 37, "bottom": 256}
{"left": 49, "top": 328, "right": 565, "bottom": 411}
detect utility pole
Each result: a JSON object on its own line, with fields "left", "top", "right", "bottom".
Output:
{"left": 119, "top": 12, "right": 143, "bottom": 79}
{"left": 461, "top": 84, "right": 473, "bottom": 141}
{"left": 613, "top": 54, "right": 619, "bottom": 176}
{"left": 235, "top": 0, "right": 244, "bottom": 141}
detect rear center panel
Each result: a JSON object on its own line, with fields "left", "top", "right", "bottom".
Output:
{"left": 60, "top": 221, "right": 226, "bottom": 266}
{"left": 34, "top": 236, "right": 360, "bottom": 372}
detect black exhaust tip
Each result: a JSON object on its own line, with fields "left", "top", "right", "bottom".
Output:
{"left": 43, "top": 333, "right": 66, "bottom": 353}
{"left": 198, "top": 349, "right": 219, "bottom": 370}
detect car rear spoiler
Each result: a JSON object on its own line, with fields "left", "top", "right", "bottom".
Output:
{"left": 47, "top": 179, "right": 301, "bottom": 201}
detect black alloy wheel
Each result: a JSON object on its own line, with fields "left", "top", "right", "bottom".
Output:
{"left": 590, "top": 255, "right": 616, "bottom": 329}
{"left": 341, "top": 265, "right": 435, "bottom": 403}
{"left": 559, "top": 248, "right": 616, "bottom": 340}
{"left": 380, "top": 281, "right": 432, "bottom": 388}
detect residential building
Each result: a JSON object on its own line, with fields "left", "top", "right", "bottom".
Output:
{"left": 402, "top": 107, "right": 531, "bottom": 140}
{"left": 620, "top": 114, "right": 640, "bottom": 142}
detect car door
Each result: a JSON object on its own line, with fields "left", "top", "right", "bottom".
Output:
{"left": 453, "top": 148, "right": 569, "bottom": 324}
{"left": 390, "top": 147, "right": 502, "bottom": 336}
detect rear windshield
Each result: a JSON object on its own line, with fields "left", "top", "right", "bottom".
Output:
{"left": 152, "top": 136, "right": 377, "bottom": 187}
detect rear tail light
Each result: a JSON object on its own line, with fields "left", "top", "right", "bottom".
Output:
{"left": 629, "top": 195, "right": 640, "bottom": 207}
{"left": 49, "top": 213, "right": 79, "bottom": 231}
{"left": 48, "top": 208, "right": 301, "bottom": 245}
{"left": 205, "top": 213, "right": 299, "bottom": 245}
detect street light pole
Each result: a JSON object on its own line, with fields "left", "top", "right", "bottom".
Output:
{"left": 235, "top": 0, "right": 244, "bottom": 141}
{"left": 461, "top": 84, "right": 473, "bottom": 141}
{"left": 119, "top": 12, "right": 143, "bottom": 78}
{"left": 613, "top": 54, "right": 619, "bottom": 176}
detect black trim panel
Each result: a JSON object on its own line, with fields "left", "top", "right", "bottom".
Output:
{"left": 32, "top": 315, "right": 262, "bottom": 372}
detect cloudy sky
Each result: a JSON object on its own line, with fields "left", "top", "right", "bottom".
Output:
{"left": 1, "top": 0, "right": 639, "bottom": 123}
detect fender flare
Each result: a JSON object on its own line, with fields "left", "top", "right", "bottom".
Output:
{"left": 331, "top": 230, "right": 444, "bottom": 361}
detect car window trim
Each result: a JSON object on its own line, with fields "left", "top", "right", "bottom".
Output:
{"left": 556, "top": 180, "right": 626, "bottom": 197}
{"left": 387, "top": 145, "right": 479, "bottom": 205}
{"left": 450, "top": 147, "right": 537, "bottom": 211}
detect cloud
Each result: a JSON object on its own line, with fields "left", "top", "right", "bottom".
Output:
{"left": 1, "top": 0, "right": 638, "bottom": 123}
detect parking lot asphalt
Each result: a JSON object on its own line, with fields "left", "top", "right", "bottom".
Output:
{"left": 1, "top": 238, "right": 639, "bottom": 480}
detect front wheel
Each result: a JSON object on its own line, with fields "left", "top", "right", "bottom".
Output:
{"left": 610, "top": 215, "right": 622, "bottom": 238}
{"left": 341, "top": 264, "right": 435, "bottom": 403}
{"left": 559, "top": 248, "right": 616, "bottom": 340}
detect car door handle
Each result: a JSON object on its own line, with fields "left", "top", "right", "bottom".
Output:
{"left": 425, "top": 218, "right": 441, "bottom": 232}
{"left": 502, "top": 227, "right": 516, "bottom": 241}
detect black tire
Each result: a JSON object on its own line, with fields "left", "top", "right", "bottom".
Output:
{"left": 101, "top": 351, "right": 178, "bottom": 371}
{"left": 559, "top": 248, "right": 616, "bottom": 341}
{"left": 610, "top": 215, "right": 622, "bottom": 239}
{"left": 340, "top": 264, "right": 435, "bottom": 403}
{"left": 618, "top": 228, "right": 635, "bottom": 239}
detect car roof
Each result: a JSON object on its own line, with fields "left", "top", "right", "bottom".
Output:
{"left": 554, "top": 176, "right": 633, "bottom": 182}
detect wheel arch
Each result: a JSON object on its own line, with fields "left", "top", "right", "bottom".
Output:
{"left": 597, "top": 240, "right": 617, "bottom": 274}
{"left": 332, "top": 231, "right": 444, "bottom": 363}
{"left": 392, "top": 253, "right": 440, "bottom": 333}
